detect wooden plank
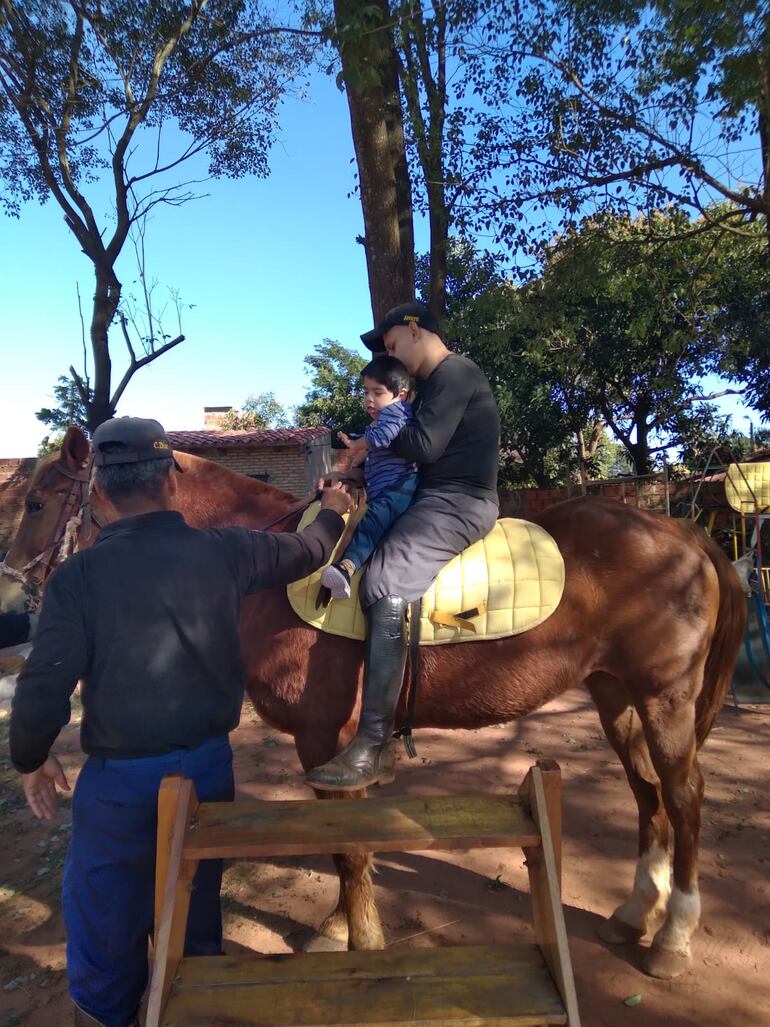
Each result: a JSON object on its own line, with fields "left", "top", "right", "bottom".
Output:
{"left": 162, "top": 946, "right": 567, "bottom": 1026}
{"left": 174, "top": 944, "right": 547, "bottom": 989}
{"left": 183, "top": 794, "right": 540, "bottom": 859}
{"left": 154, "top": 774, "right": 183, "bottom": 951}
{"left": 519, "top": 759, "right": 562, "bottom": 891}
{"left": 520, "top": 768, "right": 580, "bottom": 1027}
{"left": 146, "top": 777, "right": 200, "bottom": 1027}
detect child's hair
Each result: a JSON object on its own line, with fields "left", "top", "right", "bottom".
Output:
{"left": 361, "top": 355, "right": 411, "bottom": 398}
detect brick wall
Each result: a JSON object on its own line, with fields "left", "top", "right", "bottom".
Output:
{"left": 0, "top": 458, "right": 36, "bottom": 556}
{"left": 181, "top": 446, "right": 311, "bottom": 498}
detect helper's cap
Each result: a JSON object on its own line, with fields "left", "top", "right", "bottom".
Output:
{"left": 92, "top": 417, "right": 180, "bottom": 468}
{"left": 360, "top": 301, "right": 440, "bottom": 352}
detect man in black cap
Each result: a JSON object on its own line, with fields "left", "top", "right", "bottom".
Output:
{"left": 306, "top": 302, "right": 500, "bottom": 792}
{"left": 0, "top": 609, "right": 37, "bottom": 648}
{"left": 10, "top": 416, "right": 350, "bottom": 1027}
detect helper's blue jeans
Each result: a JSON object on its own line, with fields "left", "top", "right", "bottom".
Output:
{"left": 345, "top": 475, "right": 418, "bottom": 571}
{"left": 62, "top": 735, "right": 234, "bottom": 1027}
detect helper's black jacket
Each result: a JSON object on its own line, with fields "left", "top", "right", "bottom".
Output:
{"left": 10, "top": 508, "right": 343, "bottom": 773}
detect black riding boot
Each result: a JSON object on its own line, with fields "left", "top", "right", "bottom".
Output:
{"left": 305, "top": 595, "right": 408, "bottom": 791}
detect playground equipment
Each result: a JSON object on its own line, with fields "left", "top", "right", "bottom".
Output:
{"left": 146, "top": 761, "right": 580, "bottom": 1027}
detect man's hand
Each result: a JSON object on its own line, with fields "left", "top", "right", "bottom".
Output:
{"left": 319, "top": 483, "right": 354, "bottom": 516}
{"left": 21, "top": 755, "right": 70, "bottom": 821}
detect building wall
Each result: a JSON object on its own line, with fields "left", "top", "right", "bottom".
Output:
{"left": 181, "top": 446, "right": 311, "bottom": 498}
{"left": 203, "top": 407, "right": 233, "bottom": 429}
{"left": 306, "top": 437, "right": 333, "bottom": 492}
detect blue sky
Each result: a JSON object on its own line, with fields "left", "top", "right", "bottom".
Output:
{"left": 0, "top": 71, "right": 425, "bottom": 456}
{"left": 0, "top": 64, "right": 753, "bottom": 457}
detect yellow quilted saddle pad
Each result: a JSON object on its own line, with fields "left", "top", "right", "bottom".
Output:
{"left": 286, "top": 503, "right": 565, "bottom": 645}
{"left": 725, "top": 462, "right": 770, "bottom": 513}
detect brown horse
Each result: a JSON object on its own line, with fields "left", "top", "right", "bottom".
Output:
{"left": 3, "top": 427, "right": 745, "bottom": 980}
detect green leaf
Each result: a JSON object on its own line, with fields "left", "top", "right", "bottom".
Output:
{"left": 623, "top": 993, "right": 642, "bottom": 1006}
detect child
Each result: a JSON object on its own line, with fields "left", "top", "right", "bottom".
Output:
{"left": 321, "top": 355, "right": 417, "bottom": 599}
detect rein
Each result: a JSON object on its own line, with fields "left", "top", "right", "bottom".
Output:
{"left": 257, "top": 491, "right": 319, "bottom": 532}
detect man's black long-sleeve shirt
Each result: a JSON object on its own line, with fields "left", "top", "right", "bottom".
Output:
{"left": 391, "top": 354, "right": 499, "bottom": 498}
{"left": 10, "top": 508, "right": 344, "bottom": 774}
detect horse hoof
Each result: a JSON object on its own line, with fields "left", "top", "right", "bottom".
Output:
{"left": 303, "top": 933, "right": 349, "bottom": 953}
{"left": 597, "top": 914, "right": 645, "bottom": 945}
{"left": 643, "top": 944, "right": 690, "bottom": 979}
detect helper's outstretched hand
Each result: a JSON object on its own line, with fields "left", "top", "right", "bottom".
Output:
{"left": 22, "top": 754, "right": 70, "bottom": 821}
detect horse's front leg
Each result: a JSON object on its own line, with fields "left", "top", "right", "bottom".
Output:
{"left": 303, "top": 850, "right": 384, "bottom": 952}
{"left": 296, "top": 729, "right": 385, "bottom": 953}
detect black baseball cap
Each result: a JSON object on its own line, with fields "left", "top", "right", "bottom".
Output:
{"left": 92, "top": 417, "right": 181, "bottom": 469}
{"left": 360, "top": 301, "right": 440, "bottom": 352}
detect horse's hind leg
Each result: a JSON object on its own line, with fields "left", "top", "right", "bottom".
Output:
{"left": 635, "top": 689, "right": 704, "bottom": 979}
{"left": 587, "top": 674, "right": 671, "bottom": 945}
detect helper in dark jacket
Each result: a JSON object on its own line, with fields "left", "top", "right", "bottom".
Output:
{"left": 306, "top": 302, "right": 500, "bottom": 792}
{"left": 10, "top": 416, "right": 349, "bottom": 1027}
{"left": 0, "top": 610, "right": 38, "bottom": 648}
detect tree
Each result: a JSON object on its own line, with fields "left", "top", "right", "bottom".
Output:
{"left": 36, "top": 372, "right": 92, "bottom": 455}
{"left": 0, "top": 1, "right": 316, "bottom": 430}
{"left": 295, "top": 338, "right": 369, "bottom": 439}
{"left": 436, "top": 216, "right": 764, "bottom": 481}
{"left": 533, "top": 211, "right": 754, "bottom": 473}
{"left": 330, "top": 0, "right": 415, "bottom": 320}
{"left": 220, "top": 392, "right": 291, "bottom": 430}
{"left": 434, "top": 248, "right": 581, "bottom": 485}
{"left": 463, "top": 1, "right": 770, "bottom": 261}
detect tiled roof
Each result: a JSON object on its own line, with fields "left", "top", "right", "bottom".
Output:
{"left": 166, "top": 426, "right": 330, "bottom": 450}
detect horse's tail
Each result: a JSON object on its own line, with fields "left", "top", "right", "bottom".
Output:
{"left": 688, "top": 525, "right": 746, "bottom": 748}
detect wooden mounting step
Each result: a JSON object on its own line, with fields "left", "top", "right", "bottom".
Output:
{"left": 184, "top": 793, "right": 541, "bottom": 859}
{"left": 147, "top": 760, "right": 580, "bottom": 1027}
{"left": 161, "top": 944, "right": 568, "bottom": 1026}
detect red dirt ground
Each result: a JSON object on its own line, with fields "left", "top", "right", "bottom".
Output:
{"left": 1, "top": 689, "right": 768, "bottom": 1027}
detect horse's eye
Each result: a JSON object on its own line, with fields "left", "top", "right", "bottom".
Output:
{"left": 26, "top": 501, "right": 44, "bottom": 515}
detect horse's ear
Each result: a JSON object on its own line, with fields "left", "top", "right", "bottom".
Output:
{"left": 60, "top": 426, "right": 90, "bottom": 472}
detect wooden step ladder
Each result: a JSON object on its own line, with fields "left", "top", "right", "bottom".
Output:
{"left": 146, "top": 759, "right": 580, "bottom": 1027}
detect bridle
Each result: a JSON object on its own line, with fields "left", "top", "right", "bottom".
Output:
{"left": 0, "top": 456, "right": 103, "bottom": 591}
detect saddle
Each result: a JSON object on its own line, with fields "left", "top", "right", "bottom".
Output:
{"left": 287, "top": 503, "right": 565, "bottom": 645}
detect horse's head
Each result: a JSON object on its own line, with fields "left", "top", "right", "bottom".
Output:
{"left": 2, "top": 426, "right": 92, "bottom": 593}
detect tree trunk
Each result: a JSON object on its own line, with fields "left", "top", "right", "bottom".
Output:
{"left": 86, "top": 268, "right": 121, "bottom": 433}
{"left": 334, "top": 0, "right": 415, "bottom": 322}
{"left": 427, "top": 178, "right": 449, "bottom": 320}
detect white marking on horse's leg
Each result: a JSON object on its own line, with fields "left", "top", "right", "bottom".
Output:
{"left": 652, "top": 884, "right": 701, "bottom": 956}
{"left": 613, "top": 840, "right": 671, "bottom": 932}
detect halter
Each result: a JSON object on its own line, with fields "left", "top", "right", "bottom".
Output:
{"left": 0, "top": 456, "right": 102, "bottom": 591}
